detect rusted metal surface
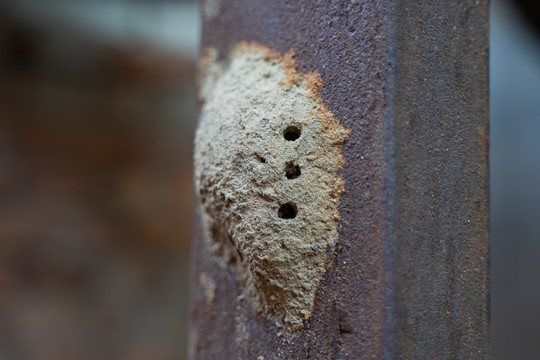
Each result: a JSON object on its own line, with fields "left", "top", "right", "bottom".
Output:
{"left": 191, "top": 1, "right": 489, "bottom": 359}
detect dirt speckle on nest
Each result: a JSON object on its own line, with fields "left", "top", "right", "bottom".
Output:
{"left": 194, "top": 42, "right": 349, "bottom": 332}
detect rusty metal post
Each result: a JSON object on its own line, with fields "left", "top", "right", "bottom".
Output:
{"left": 191, "top": 1, "right": 489, "bottom": 359}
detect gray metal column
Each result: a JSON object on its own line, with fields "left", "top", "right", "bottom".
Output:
{"left": 191, "top": 1, "right": 490, "bottom": 358}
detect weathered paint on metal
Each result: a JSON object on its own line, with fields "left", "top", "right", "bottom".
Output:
{"left": 191, "top": 1, "right": 489, "bottom": 359}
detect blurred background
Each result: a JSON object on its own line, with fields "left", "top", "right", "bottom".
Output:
{"left": 0, "top": 0, "right": 198, "bottom": 359}
{"left": 0, "top": 0, "right": 537, "bottom": 359}
{"left": 491, "top": 1, "right": 540, "bottom": 359}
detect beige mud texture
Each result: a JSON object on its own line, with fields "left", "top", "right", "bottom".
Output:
{"left": 194, "top": 42, "right": 350, "bottom": 333}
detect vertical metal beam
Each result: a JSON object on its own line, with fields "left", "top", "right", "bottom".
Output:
{"left": 191, "top": 1, "right": 489, "bottom": 359}
{"left": 387, "top": 2, "right": 490, "bottom": 358}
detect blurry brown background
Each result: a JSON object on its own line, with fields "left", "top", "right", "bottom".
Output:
{"left": 0, "top": 0, "right": 539, "bottom": 359}
{"left": 0, "top": 0, "right": 198, "bottom": 359}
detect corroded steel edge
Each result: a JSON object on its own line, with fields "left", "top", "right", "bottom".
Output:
{"left": 190, "top": 1, "right": 490, "bottom": 359}
{"left": 387, "top": 1, "right": 490, "bottom": 358}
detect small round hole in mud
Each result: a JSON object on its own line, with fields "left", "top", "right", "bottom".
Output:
{"left": 255, "top": 154, "right": 266, "bottom": 163}
{"left": 278, "top": 202, "right": 298, "bottom": 219}
{"left": 283, "top": 126, "right": 301, "bottom": 141}
{"left": 285, "top": 162, "right": 301, "bottom": 179}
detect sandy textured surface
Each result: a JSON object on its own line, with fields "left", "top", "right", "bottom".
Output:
{"left": 194, "top": 43, "right": 349, "bottom": 332}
